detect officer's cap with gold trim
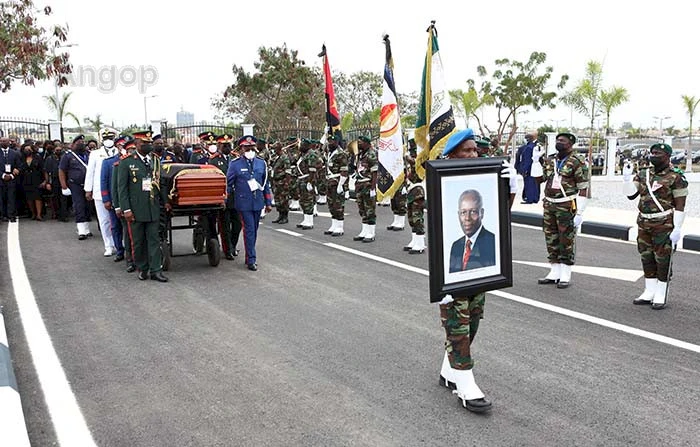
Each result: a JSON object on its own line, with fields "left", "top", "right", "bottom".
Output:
{"left": 217, "top": 133, "right": 234, "bottom": 144}
{"left": 132, "top": 130, "right": 153, "bottom": 142}
{"left": 198, "top": 131, "right": 215, "bottom": 141}
{"left": 100, "top": 128, "right": 117, "bottom": 139}
{"left": 238, "top": 135, "right": 257, "bottom": 147}
{"left": 650, "top": 142, "right": 673, "bottom": 155}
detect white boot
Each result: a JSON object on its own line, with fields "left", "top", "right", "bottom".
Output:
{"left": 633, "top": 278, "right": 657, "bottom": 305}
{"left": 387, "top": 214, "right": 399, "bottom": 230}
{"left": 317, "top": 194, "right": 327, "bottom": 205}
{"left": 324, "top": 219, "right": 337, "bottom": 235}
{"left": 353, "top": 224, "right": 368, "bottom": 241}
{"left": 332, "top": 219, "right": 344, "bottom": 236}
{"left": 409, "top": 234, "right": 426, "bottom": 254}
{"left": 652, "top": 281, "right": 668, "bottom": 310}
{"left": 393, "top": 215, "right": 406, "bottom": 231}
{"left": 557, "top": 264, "right": 572, "bottom": 288}
{"left": 300, "top": 214, "right": 314, "bottom": 229}
{"left": 79, "top": 222, "right": 90, "bottom": 235}
{"left": 404, "top": 233, "right": 417, "bottom": 251}
{"left": 290, "top": 200, "right": 300, "bottom": 211}
{"left": 313, "top": 205, "right": 318, "bottom": 216}
{"left": 363, "top": 224, "right": 376, "bottom": 242}
{"left": 452, "top": 368, "right": 491, "bottom": 413}
{"left": 439, "top": 351, "right": 456, "bottom": 389}
{"left": 538, "top": 263, "right": 561, "bottom": 285}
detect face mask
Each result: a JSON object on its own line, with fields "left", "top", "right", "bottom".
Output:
{"left": 649, "top": 156, "right": 667, "bottom": 169}
{"left": 75, "top": 143, "right": 86, "bottom": 153}
{"left": 23, "top": 149, "right": 32, "bottom": 156}
{"left": 244, "top": 150, "right": 255, "bottom": 160}
{"left": 120, "top": 148, "right": 127, "bottom": 156}
{"left": 154, "top": 145, "right": 164, "bottom": 154}
{"left": 555, "top": 143, "right": 567, "bottom": 152}
{"left": 141, "top": 143, "right": 153, "bottom": 154}
{"left": 103, "top": 139, "right": 114, "bottom": 148}
{"left": 208, "top": 144, "right": 218, "bottom": 154}
{"left": 221, "top": 147, "right": 231, "bottom": 155}
{"left": 38, "top": 148, "right": 44, "bottom": 154}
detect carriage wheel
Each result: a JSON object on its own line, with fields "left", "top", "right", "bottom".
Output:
{"left": 206, "top": 238, "right": 221, "bottom": 267}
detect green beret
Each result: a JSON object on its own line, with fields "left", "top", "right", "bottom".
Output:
{"left": 286, "top": 136, "right": 297, "bottom": 142}
{"left": 650, "top": 143, "right": 673, "bottom": 155}
{"left": 301, "top": 138, "right": 312, "bottom": 144}
{"left": 476, "top": 138, "right": 490, "bottom": 149}
{"left": 257, "top": 138, "right": 267, "bottom": 144}
{"left": 358, "top": 135, "right": 371, "bottom": 144}
{"left": 556, "top": 132, "right": 576, "bottom": 144}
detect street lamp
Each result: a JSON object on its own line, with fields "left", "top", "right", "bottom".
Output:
{"left": 652, "top": 115, "right": 671, "bottom": 137}
{"left": 52, "top": 43, "right": 78, "bottom": 122}
{"left": 144, "top": 94, "right": 158, "bottom": 127}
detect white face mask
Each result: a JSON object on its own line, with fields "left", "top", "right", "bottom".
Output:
{"left": 103, "top": 139, "right": 114, "bottom": 148}
{"left": 120, "top": 148, "right": 127, "bottom": 156}
{"left": 208, "top": 144, "right": 218, "bottom": 154}
{"left": 244, "top": 150, "right": 255, "bottom": 160}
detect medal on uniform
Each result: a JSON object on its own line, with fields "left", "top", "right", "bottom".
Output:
{"left": 133, "top": 177, "right": 137, "bottom": 183}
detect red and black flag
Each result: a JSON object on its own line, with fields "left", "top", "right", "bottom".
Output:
{"left": 319, "top": 44, "right": 342, "bottom": 140}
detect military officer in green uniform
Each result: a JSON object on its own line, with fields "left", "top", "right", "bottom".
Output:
{"left": 112, "top": 139, "right": 137, "bottom": 273}
{"left": 286, "top": 136, "right": 301, "bottom": 211}
{"left": 295, "top": 138, "right": 324, "bottom": 229}
{"left": 270, "top": 141, "right": 293, "bottom": 224}
{"left": 117, "top": 130, "right": 169, "bottom": 282}
{"left": 623, "top": 143, "right": 687, "bottom": 309}
{"left": 402, "top": 138, "right": 426, "bottom": 253}
{"left": 352, "top": 136, "right": 379, "bottom": 242}
{"left": 323, "top": 133, "right": 349, "bottom": 236}
{"left": 534, "top": 132, "right": 589, "bottom": 288}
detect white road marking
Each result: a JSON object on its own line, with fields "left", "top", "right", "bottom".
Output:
{"left": 513, "top": 260, "right": 644, "bottom": 282}
{"left": 314, "top": 239, "right": 700, "bottom": 354}
{"left": 275, "top": 229, "right": 304, "bottom": 237}
{"left": 7, "top": 222, "right": 97, "bottom": 446}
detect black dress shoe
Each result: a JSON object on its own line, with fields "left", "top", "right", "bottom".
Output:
{"left": 463, "top": 397, "right": 492, "bottom": 413}
{"left": 138, "top": 271, "right": 148, "bottom": 280}
{"left": 150, "top": 272, "right": 169, "bottom": 282}
{"left": 9, "top": 217, "right": 16, "bottom": 223}
{"left": 632, "top": 298, "right": 652, "bottom": 305}
{"left": 651, "top": 302, "right": 666, "bottom": 310}
{"left": 277, "top": 217, "right": 288, "bottom": 224}
{"left": 247, "top": 263, "right": 258, "bottom": 271}
{"left": 78, "top": 234, "right": 87, "bottom": 240}
{"left": 386, "top": 225, "right": 395, "bottom": 230}
{"left": 114, "top": 254, "right": 125, "bottom": 262}
{"left": 225, "top": 253, "right": 235, "bottom": 260}
{"left": 556, "top": 281, "right": 570, "bottom": 289}
{"left": 537, "top": 277, "right": 558, "bottom": 285}
{"left": 353, "top": 235, "right": 365, "bottom": 241}
{"left": 391, "top": 227, "right": 404, "bottom": 231}
{"left": 87, "top": 232, "right": 93, "bottom": 237}
{"left": 126, "top": 264, "right": 136, "bottom": 273}
{"left": 324, "top": 230, "right": 334, "bottom": 235}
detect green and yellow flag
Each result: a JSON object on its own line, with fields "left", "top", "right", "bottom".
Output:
{"left": 414, "top": 21, "right": 456, "bottom": 179}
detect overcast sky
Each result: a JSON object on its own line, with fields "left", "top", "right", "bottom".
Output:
{"left": 2, "top": 0, "right": 696, "bottom": 133}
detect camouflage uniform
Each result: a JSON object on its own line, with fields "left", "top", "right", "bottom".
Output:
{"left": 355, "top": 146, "right": 379, "bottom": 225}
{"left": 541, "top": 152, "right": 589, "bottom": 265}
{"left": 271, "top": 151, "right": 293, "bottom": 215}
{"left": 316, "top": 145, "right": 329, "bottom": 198}
{"left": 289, "top": 145, "right": 301, "bottom": 205}
{"left": 390, "top": 187, "right": 407, "bottom": 217}
{"left": 440, "top": 293, "right": 485, "bottom": 370}
{"left": 296, "top": 148, "right": 324, "bottom": 215}
{"left": 404, "top": 153, "right": 425, "bottom": 235}
{"left": 633, "top": 166, "right": 688, "bottom": 281}
{"left": 326, "top": 145, "right": 349, "bottom": 220}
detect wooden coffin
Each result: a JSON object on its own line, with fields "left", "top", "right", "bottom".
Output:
{"left": 161, "top": 163, "right": 226, "bottom": 206}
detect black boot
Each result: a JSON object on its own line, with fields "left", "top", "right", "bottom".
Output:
{"left": 272, "top": 213, "right": 283, "bottom": 223}
{"left": 277, "top": 212, "right": 289, "bottom": 224}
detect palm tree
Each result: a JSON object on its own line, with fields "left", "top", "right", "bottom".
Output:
{"left": 449, "top": 87, "right": 492, "bottom": 135}
{"left": 599, "top": 87, "right": 629, "bottom": 135}
{"left": 84, "top": 113, "right": 104, "bottom": 136}
{"left": 681, "top": 94, "right": 700, "bottom": 172}
{"left": 43, "top": 91, "right": 81, "bottom": 128}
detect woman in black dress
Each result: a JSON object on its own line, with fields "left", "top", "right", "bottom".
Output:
{"left": 19, "top": 142, "right": 45, "bottom": 220}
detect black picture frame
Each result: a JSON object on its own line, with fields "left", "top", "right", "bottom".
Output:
{"left": 426, "top": 157, "right": 513, "bottom": 302}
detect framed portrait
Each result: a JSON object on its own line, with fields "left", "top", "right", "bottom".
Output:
{"left": 426, "top": 157, "right": 513, "bottom": 302}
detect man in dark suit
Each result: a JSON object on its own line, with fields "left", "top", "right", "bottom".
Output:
{"left": 514, "top": 131, "right": 540, "bottom": 204}
{"left": 0, "top": 136, "right": 21, "bottom": 222}
{"left": 226, "top": 135, "right": 272, "bottom": 271}
{"left": 449, "top": 189, "right": 496, "bottom": 273}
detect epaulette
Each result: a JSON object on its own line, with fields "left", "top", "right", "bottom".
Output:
{"left": 673, "top": 167, "right": 686, "bottom": 177}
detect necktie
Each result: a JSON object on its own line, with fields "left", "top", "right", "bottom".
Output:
{"left": 462, "top": 240, "right": 472, "bottom": 270}
{"left": 144, "top": 156, "right": 151, "bottom": 170}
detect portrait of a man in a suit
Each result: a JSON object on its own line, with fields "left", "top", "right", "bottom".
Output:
{"left": 449, "top": 189, "right": 496, "bottom": 273}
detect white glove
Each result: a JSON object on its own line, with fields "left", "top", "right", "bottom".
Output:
{"left": 401, "top": 186, "right": 407, "bottom": 195}
{"left": 369, "top": 189, "right": 376, "bottom": 198}
{"left": 306, "top": 182, "right": 313, "bottom": 192}
{"left": 336, "top": 176, "right": 346, "bottom": 195}
{"left": 573, "top": 214, "right": 583, "bottom": 228}
{"left": 62, "top": 188, "right": 71, "bottom": 196}
{"left": 532, "top": 144, "right": 545, "bottom": 161}
{"left": 500, "top": 159, "right": 516, "bottom": 179}
{"left": 622, "top": 162, "right": 634, "bottom": 182}
{"left": 670, "top": 210, "right": 686, "bottom": 246}
{"left": 438, "top": 294, "right": 454, "bottom": 305}
{"left": 344, "top": 191, "right": 350, "bottom": 199}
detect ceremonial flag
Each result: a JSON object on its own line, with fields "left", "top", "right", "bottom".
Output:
{"left": 318, "top": 44, "right": 342, "bottom": 139}
{"left": 414, "top": 21, "right": 456, "bottom": 179}
{"left": 377, "top": 34, "right": 405, "bottom": 202}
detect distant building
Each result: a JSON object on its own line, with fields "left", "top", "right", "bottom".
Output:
{"left": 176, "top": 108, "right": 194, "bottom": 127}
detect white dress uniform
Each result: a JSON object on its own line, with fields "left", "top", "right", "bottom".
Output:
{"left": 84, "top": 130, "right": 118, "bottom": 256}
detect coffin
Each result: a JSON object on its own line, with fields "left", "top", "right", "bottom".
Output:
{"left": 161, "top": 163, "right": 226, "bottom": 206}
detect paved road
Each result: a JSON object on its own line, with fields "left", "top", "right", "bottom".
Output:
{"left": 2, "top": 205, "right": 699, "bottom": 446}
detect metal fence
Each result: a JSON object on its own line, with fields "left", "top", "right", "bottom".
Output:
{"left": 0, "top": 117, "right": 50, "bottom": 142}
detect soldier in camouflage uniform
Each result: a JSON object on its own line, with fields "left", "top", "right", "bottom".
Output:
{"left": 623, "top": 143, "right": 687, "bottom": 309}
{"left": 386, "top": 174, "right": 407, "bottom": 231}
{"left": 534, "top": 132, "right": 589, "bottom": 288}
{"left": 270, "top": 142, "right": 292, "bottom": 224}
{"left": 295, "top": 139, "right": 324, "bottom": 229}
{"left": 286, "top": 137, "right": 301, "bottom": 211}
{"left": 352, "top": 136, "right": 379, "bottom": 242}
{"left": 314, "top": 140, "right": 329, "bottom": 205}
{"left": 402, "top": 139, "right": 426, "bottom": 254}
{"left": 323, "top": 134, "right": 349, "bottom": 236}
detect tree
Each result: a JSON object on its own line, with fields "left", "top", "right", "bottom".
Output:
{"left": 599, "top": 86, "right": 629, "bottom": 135}
{"left": 560, "top": 60, "right": 604, "bottom": 158}
{"left": 468, "top": 51, "right": 568, "bottom": 155}
{"left": 43, "top": 90, "right": 80, "bottom": 125}
{"left": 84, "top": 113, "right": 104, "bottom": 135}
{"left": 681, "top": 94, "right": 700, "bottom": 172}
{"left": 212, "top": 44, "right": 325, "bottom": 138}
{"left": 397, "top": 91, "right": 419, "bottom": 131}
{"left": 449, "top": 87, "right": 493, "bottom": 136}
{"left": 334, "top": 70, "right": 382, "bottom": 127}
{"left": 0, "top": 0, "right": 72, "bottom": 92}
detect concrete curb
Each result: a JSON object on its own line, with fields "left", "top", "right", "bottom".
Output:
{"left": 0, "top": 307, "right": 31, "bottom": 447}
{"left": 511, "top": 211, "right": 700, "bottom": 252}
